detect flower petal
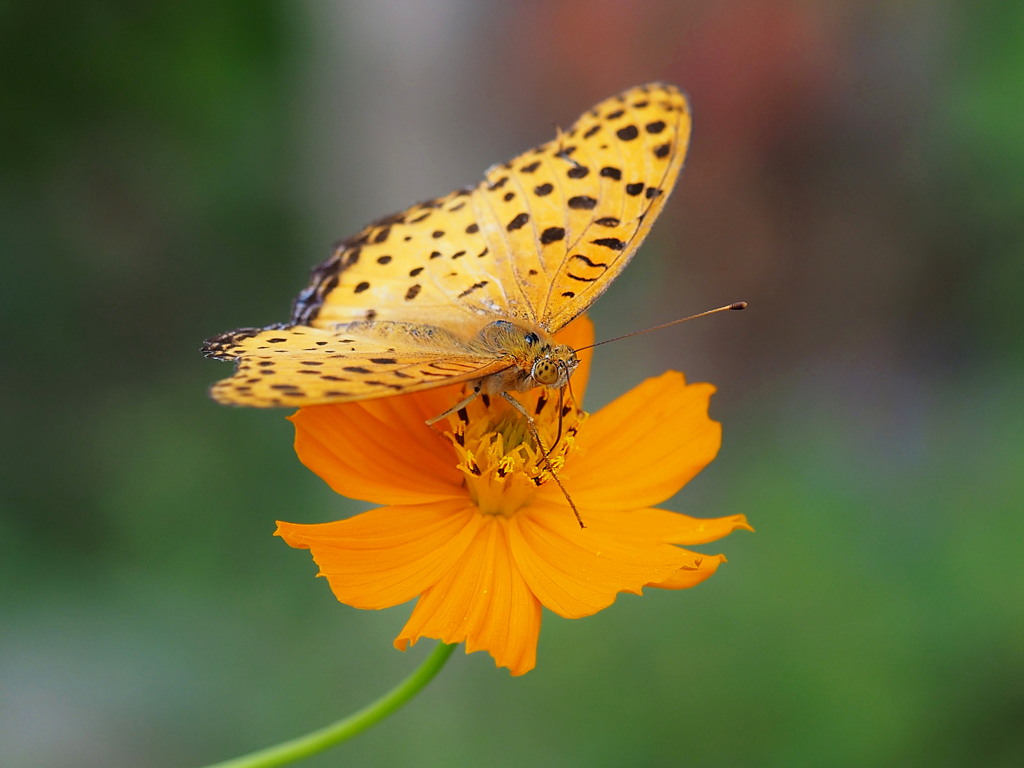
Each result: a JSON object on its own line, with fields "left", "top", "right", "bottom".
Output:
{"left": 394, "top": 517, "right": 541, "bottom": 676}
{"left": 509, "top": 499, "right": 693, "bottom": 619}
{"left": 291, "top": 389, "right": 466, "bottom": 506}
{"left": 649, "top": 551, "right": 727, "bottom": 589}
{"left": 275, "top": 498, "right": 480, "bottom": 609}
{"left": 567, "top": 372, "right": 721, "bottom": 511}
{"left": 580, "top": 507, "right": 753, "bottom": 545}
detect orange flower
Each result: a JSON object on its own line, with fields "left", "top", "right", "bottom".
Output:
{"left": 275, "top": 318, "right": 751, "bottom": 676}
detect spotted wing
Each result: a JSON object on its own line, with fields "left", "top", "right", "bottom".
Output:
{"left": 292, "top": 187, "right": 533, "bottom": 330}
{"left": 292, "top": 83, "right": 690, "bottom": 334}
{"left": 470, "top": 82, "right": 691, "bottom": 331}
{"left": 202, "top": 324, "right": 509, "bottom": 408}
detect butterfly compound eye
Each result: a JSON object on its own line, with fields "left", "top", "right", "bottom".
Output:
{"left": 532, "top": 358, "right": 560, "bottom": 386}
{"left": 524, "top": 332, "right": 540, "bottom": 346}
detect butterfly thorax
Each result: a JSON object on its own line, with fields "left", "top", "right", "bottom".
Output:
{"left": 473, "top": 320, "right": 579, "bottom": 395}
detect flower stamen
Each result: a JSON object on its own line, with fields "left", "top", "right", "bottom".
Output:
{"left": 442, "top": 388, "right": 585, "bottom": 523}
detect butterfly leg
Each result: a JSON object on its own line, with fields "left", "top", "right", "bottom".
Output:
{"left": 424, "top": 383, "right": 482, "bottom": 426}
{"left": 500, "top": 392, "right": 585, "bottom": 529}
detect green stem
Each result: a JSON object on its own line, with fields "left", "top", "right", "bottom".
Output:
{"left": 198, "top": 642, "right": 457, "bottom": 768}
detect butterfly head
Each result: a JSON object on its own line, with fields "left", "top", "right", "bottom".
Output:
{"left": 529, "top": 342, "right": 578, "bottom": 388}
{"left": 474, "top": 320, "right": 579, "bottom": 393}
{"left": 512, "top": 326, "right": 578, "bottom": 389}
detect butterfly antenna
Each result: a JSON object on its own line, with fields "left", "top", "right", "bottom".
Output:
{"left": 575, "top": 302, "right": 747, "bottom": 352}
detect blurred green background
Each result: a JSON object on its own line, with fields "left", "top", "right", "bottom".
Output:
{"left": 3, "top": 2, "right": 1022, "bottom": 766}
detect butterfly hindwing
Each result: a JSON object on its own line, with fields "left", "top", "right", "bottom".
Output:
{"left": 203, "top": 324, "right": 508, "bottom": 407}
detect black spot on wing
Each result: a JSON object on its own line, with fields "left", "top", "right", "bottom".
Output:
{"left": 573, "top": 254, "right": 608, "bottom": 268}
{"left": 507, "top": 213, "right": 530, "bottom": 231}
{"left": 567, "top": 196, "right": 597, "bottom": 210}
{"left": 591, "top": 237, "right": 625, "bottom": 251}
{"left": 616, "top": 125, "right": 639, "bottom": 141}
{"left": 540, "top": 227, "right": 565, "bottom": 245}
{"left": 458, "top": 280, "right": 489, "bottom": 299}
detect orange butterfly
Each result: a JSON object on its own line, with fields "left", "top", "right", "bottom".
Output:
{"left": 203, "top": 83, "right": 691, "bottom": 419}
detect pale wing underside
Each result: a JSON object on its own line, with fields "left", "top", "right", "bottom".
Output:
{"left": 203, "top": 325, "right": 509, "bottom": 408}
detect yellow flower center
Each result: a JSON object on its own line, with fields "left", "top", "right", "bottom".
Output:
{"left": 444, "top": 391, "right": 586, "bottom": 517}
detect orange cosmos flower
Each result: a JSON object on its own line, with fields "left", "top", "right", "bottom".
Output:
{"left": 275, "top": 317, "right": 751, "bottom": 676}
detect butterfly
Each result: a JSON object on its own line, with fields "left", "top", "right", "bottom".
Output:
{"left": 203, "top": 83, "right": 691, "bottom": 416}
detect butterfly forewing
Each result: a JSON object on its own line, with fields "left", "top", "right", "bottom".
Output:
{"left": 531, "top": 84, "right": 690, "bottom": 331}
{"left": 469, "top": 83, "right": 691, "bottom": 332}
{"left": 291, "top": 189, "right": 514, "bottom": 329}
